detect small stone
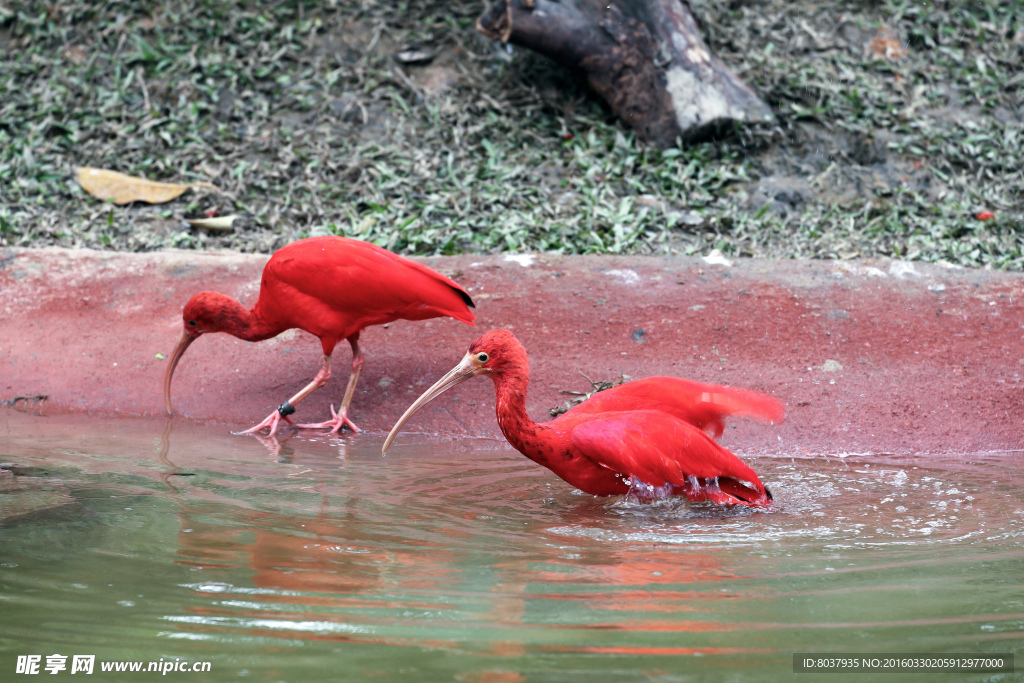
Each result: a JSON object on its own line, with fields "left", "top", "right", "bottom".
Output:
{"left": 395, "top": 50, "right": 434, "bottom": 65}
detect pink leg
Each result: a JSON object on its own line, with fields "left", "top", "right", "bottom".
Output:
{"left": 238, "top": 354, "right": 333, "bottom": 435}
{"left": 297, "top": 336, "right": 364, "bottom": 434}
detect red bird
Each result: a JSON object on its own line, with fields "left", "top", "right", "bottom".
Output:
{"left": 383, "top": 330, "right": 783, "bottom": 507}
{"left": 164, "top": 236, "right": 475, "bottom": 434}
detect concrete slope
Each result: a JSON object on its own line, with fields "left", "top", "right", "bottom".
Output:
{"left": 2, "top": 247, "right": 1021, "bottom": 455}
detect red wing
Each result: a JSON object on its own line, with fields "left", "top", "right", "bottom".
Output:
{"left": 565, "top": 377, "right": 784, "bottom": 438}
{"left": 569, "top": 410, "right": 771, "bottom": 507}
{"left": 259, "top": 236, "right": 475, "bottom": 340}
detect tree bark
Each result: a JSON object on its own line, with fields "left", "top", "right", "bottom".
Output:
{"left": 477, "top": 0, "right": 773, "bottom": 147}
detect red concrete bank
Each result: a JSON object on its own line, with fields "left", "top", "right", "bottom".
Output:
{"left": 1, "top": 247, "right": 1021, "bottom": 455}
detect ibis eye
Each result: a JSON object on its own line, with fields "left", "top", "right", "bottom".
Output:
{"left": 188, "top": 320, "right": 197, "bottom": 326}
{"left": 476, "top": 353, "right": 489, "bottom": 363}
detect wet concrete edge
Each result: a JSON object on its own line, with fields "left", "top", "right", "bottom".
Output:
{"left": 2, "top": 247, "right": 1021, "bottom": 456}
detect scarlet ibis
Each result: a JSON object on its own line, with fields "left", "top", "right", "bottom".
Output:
{"left": 383, "top": 330, "right": 783, "bottom": 507}
{"left": 164, "top": 236, "right": 475, "bottom": 434}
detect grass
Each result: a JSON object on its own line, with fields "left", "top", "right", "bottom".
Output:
{"left": 0, "top": 0, "right": 1021, "bottom": 268}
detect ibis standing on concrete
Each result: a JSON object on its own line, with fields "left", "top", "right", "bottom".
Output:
{"left": 164, "top": 236, "right": 475, "bottom": 434}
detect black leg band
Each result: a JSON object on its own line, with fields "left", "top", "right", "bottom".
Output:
{"left": 277, "top": 401, "right": 296, "bottom": 417}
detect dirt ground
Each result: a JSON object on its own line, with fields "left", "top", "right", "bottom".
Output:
{"left": 0, "top": 0, "right": 1021, "bottom": 266}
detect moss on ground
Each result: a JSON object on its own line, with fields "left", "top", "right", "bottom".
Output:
{"left": 0, "top": 0, "right": 1021, "bottom": 267}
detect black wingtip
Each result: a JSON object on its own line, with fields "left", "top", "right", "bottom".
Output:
{"left": 764, "top": 485, "right": 773, "bottom": 501}
{"left": 452, "top": 285, "right": 475, "bottom": 309}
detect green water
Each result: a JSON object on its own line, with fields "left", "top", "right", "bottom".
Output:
{"left": 0, "top": 410, "right": 1021, "bottom": 682}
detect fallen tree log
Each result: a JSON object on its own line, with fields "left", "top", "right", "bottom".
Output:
{"left": 477, "top": 0, "right": 773, "bottom": 147}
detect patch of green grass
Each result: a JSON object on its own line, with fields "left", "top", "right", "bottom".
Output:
{"left": 0, "top": 0, "right": 1021, "bottom": 268}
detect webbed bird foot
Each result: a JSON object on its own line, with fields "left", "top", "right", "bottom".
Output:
{"left": 296, "top": 404, "right": 361, "bottom": 434}
{"left": 238, "top": 409, "right": 296, "bottom": 435}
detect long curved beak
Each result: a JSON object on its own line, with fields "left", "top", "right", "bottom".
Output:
{"left": 163, "top": 329, "right": 198, "bottom": 415}
{"left": 382, "top": 353, "right": 479, "bottom": 454}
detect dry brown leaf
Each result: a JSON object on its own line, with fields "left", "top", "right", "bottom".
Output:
{"left": 62, "top": 45, "right": 89, "bottom": 65}
{"left": 866, "top": 27, "right": 907, "bottom": 61}
{"left": 76, "top": 167, "right": 216, "bottom": 205}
